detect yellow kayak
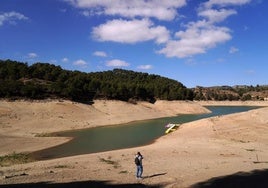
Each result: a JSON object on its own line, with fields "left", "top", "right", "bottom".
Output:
{"left": 165, "top": 123, "right": 180, "bottom": 134}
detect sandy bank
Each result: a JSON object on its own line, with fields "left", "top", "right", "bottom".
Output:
{"left": 0, "top": 100, "right": 268, "bottom": 187}
{"left": 0, "top": 99, "right": 209, "bottom": 155}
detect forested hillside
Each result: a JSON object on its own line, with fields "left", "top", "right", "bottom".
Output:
{"left": 193, "top": 85, "right": 268, "bottom": 101}
{"left": 0, "top": 60, "right": 193, "bottom": 102}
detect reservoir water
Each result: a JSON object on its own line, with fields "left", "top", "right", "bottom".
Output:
{"left": 32, "top": 106, "right": 258, "bottom": 160}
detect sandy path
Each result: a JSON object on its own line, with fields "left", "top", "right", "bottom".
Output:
{"left": 0, "top": 100, "right": 268, "bottom": 187}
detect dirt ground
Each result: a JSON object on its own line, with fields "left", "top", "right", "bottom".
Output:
{"left": 0, "top": 100, "right": 268, "bottom": 188}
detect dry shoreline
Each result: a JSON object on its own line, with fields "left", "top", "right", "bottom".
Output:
{"left": 1, "top": 100, "right": 268, "bottom": 187}
{"left": 0, "top": 99, "right": 211, "bottom": 155}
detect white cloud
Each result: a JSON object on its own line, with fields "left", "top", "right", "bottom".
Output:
{"left": 106, "top": 59, "right": 129, "bottom": 67}
{"left": 73, "top": 59, "right": 87, "bottom": 66}
{"left": 158, "top": 20, "right": 232, "bottom": 58}
{"left": 229, "top": 46, "right": 239, "bottom": 53}
{"left": 92, "top": 19, "right": 169, "bottom": 44}
{"left": 62, "top": 57, "right": 69, "bottom": 62}
{"left": 28, "top": 52, "right": 38, "bottom": 58}
{"left": 81, "top": 10, "right": 90, "bottom": 17}
{"left": 66, "top": 0, "right": 251, "bottom": 60}
{"left": 217, "top": 58, "right": 225, "bottom": 62}
{"left": 66, "top": 0, "right": 186, "bottom": 21}
{"left": 60, "top": 9, "right": 67, "bottom": 13}
{"left": 244, "top": 25, "right": 249, "bottom": 31}
{"left": 203, "top": 0, "right": 251, "bottom": 8}
{"left": 0, "top": 11, "right": 28, "bottom": 26}
{"left": 245, "top": 69, "right": 255, "bottom": 74}
{"left": 137, "top": 65, "right": 153, "bottom": 70}
{"left": 184, "top": 58, "right": 197, "bottom": 66}
{"left": 50, "top": 59, "right": 57, "bottom": 63}
{"left": 198, "top": 8, "right": 237, "bottom": 23}
{"left": 157, "top": 0, "right": 250, "bottom": 58}
{"left": 93, "top": 51, "right": 107, "bottom": 57}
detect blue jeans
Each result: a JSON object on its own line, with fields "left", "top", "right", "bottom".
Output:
{"left": 136, "top": 165, "right": 143, "bottom": 178}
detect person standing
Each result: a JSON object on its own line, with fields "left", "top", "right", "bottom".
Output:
{"left": 135, "top": 152, "right": 143, "bottom": 179}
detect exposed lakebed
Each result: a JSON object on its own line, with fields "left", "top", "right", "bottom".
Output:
{"left": 32, "top": 106, "right": 259, "bottom": 160}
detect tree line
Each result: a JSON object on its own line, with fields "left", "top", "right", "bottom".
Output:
{"left": 193, "top": 85, "right": 268, "bottom": 101}
{"left": 0, "top": 59, "right": 194, "bottom": 102}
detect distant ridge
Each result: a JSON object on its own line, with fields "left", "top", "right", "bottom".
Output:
{"left": 0, "top": 59, "right": 193, "bottom": 102}
{"left": 1, "top": 59, "right": 267, "bottom": 102}
{"left": 193, "top": 85, "right": 268, "bottom": 101}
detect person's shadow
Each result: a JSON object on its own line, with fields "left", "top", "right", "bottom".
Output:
{"left": 143, "top": 173, "right": 167, "bottom": 179}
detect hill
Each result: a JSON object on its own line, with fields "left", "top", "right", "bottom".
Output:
{"left": 193, "top": 85, "right": 268, "bottom": 101}
{"left": 0, "top": 59, "right": 193, "bottom": 102}
{"left": 1, "top": 59, "right": 267, "bottom": 102}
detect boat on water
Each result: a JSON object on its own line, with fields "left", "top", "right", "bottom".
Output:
{"left": 165, "top": 123, "right": 180, "bottom": 134}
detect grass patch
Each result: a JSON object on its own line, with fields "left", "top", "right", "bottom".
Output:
{"left": 119, "top": 170, "right": 128, "bottom": 174}
{"left": 0, "top": 152, "right": 34, "bottom": 167}
{"left": 54, "top": 165, "right": 69, "bottom": 169}
{"left": 99, "top": 157, "right": 120, "bottom": 169}
{"left": 245, "top": 148, "right": 256, "bottom": 152}
{"left": 35, "top": 132, "right": 52, "bottom": 137}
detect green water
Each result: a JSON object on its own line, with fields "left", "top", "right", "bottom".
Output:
{"left": 32, "top": 106, "right": 258, "bottom": 160}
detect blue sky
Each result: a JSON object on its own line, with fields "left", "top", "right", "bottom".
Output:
{"left": 0, "top": 0, "right": 267, "bottom": 88}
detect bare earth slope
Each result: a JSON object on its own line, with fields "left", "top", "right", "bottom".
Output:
{"left": 0, "top": 100, "right": 268, "bottom": 188}
{"left": 0, "top": 100, "right": 209, "bottom": 155}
